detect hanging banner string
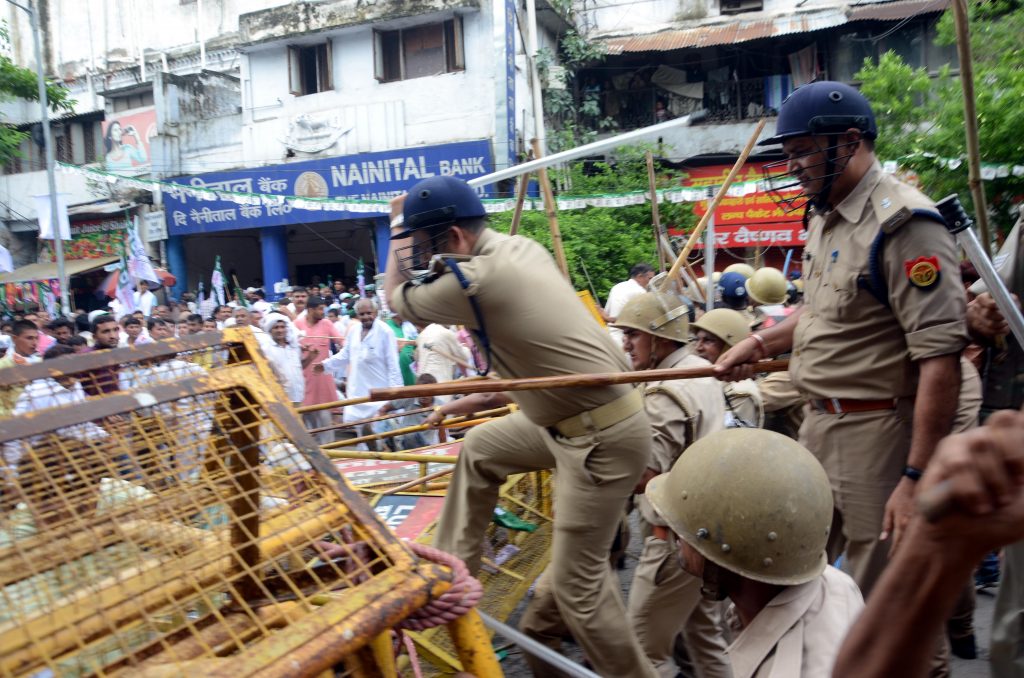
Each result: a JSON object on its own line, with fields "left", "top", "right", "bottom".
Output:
{"left": 59, "top": 152, "right": 1024, "bottom": 218}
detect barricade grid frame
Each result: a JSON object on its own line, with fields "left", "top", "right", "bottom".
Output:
{"left": 0, "top": 330, "right": 450, "bottom": 678}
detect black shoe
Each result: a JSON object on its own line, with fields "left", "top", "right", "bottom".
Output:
{"left": 950, "top": 634, "right": 977, "bottom": 660}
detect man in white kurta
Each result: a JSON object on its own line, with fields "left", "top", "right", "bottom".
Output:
{"left": 605, "top": 263, "right": 654, "bottom": 351}
{"left": 415, "top": 322, "right": 470, "bottom": 384}
{"left": 323, "top": 299, "right": 403, "bottom": 424}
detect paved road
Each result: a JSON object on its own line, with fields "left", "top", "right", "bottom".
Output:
{"left": 495, "top": 513, "right": 999, "bottom": 677}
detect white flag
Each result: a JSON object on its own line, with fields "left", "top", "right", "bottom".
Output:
{"left": 34, "top": 193, "right": 71, "bottom": 240}
{"left": 211, "top": 255, "right": 227, "bottom": 307}
{"left": 126, "top": 216, "right": 160, "bottom": 285}
{"left": 116, "top": 247, "right": 137, "bottom": 318}
{"left": 0, "top": 245, "right": 12, "bottom": 273}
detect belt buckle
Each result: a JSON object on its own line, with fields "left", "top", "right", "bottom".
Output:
{"left": 830, "top": 398, "right": 843, "bottom": 415}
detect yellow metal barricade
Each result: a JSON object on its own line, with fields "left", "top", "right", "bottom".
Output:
{"left": 0, "top": 328, "right": 500, "bottom": 677}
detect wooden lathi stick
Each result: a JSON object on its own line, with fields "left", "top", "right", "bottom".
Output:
{"left": 369, "top": 359, "right": 789, "bottom": 401}
{"left": 509, "top": 171, "right": 532, "bottom": 236}
{"left": 666, "top": 118, "right": 767, "bottom": 285}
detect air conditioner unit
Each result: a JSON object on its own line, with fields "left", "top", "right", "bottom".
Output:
{"left": 721, "top": 0, "right": 763, "bottom": 14}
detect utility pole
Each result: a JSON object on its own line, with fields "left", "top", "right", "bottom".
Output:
{"left": 6, "top": 0, "right": 71, "bottom": 315}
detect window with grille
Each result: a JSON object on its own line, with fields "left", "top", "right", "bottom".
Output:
{"left": 83, "top": 120, "right": 97, "bottom": 163}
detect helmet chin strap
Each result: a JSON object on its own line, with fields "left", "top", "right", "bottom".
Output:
{"left": 700, "top": 560, "right": 730, "bottom": 602}
{"left": 810, "top": 134, "right": 839, "bottom": 210}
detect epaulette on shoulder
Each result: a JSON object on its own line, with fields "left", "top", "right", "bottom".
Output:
{"left": 871, "top": 175, "right": 947, "bottom": 234}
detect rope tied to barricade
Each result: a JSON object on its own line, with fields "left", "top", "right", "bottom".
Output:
{"left": 400, "top": 541, "right": 484, "bottom": 631}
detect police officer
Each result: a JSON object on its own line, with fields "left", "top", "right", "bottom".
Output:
{"left": 716, "top": 82, "right": 967, "bottom": 602}
{"left": 647, "top": 428, "right": 864, "bottom": 676}
{"left": 965, "top": 215, "right": 1024, "bottom": 674}
{"left": 692, "top": 308, "right": 764, "bottom": 429}
{"left": 612, "top": 292, "right": 731, "bottom": 678}
{"left": 384, "top": 176, "right": 657, "bottom": 677}
{"left": 716, "top": 271, "right": 751, "bottom": 315}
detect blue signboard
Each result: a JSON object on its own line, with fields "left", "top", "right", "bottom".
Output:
{"left": 504, "top": 0, "right": 517, "bottom": 168}
{"left": 165, "top": 139, "right": 494, "bottom": 236}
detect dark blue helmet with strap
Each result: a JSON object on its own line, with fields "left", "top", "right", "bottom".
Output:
{"left": 396, "top": 176, "right": 486, "bottom": 238}
{"left": 759, "top": 81, "right": 877, "bottom": 147}
{"left": 718, "top": 271, "right": 748, "bottom": 306}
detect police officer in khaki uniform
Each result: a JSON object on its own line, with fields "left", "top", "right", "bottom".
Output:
{"left": 965, "top": 216, "right": 1024, "bottom": 675}
{"left": 647, "top": 429, "right": 865, "bottom": 678}
{"left": 716, "top": 82, "right": 968, "bottom": 601}
{"left": 612, "top": 292, "right": 731, "bottom": 678}
{"left": 692, "top": 308, "right": 765, "bottom": 428}
{"left": 384, "top": 176, "right": 657, "bottom": 678}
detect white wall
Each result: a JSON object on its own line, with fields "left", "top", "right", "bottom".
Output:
{"left": 657, "top": 118, "right": 777, "bottom": 158}
{"left": 0, "top": 168, "right": 108, "bottom": 221}
{"left": 241, "top": 8, "right": 498, "bottom": 166}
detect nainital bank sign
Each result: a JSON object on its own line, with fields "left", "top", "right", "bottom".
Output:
{"left": 164, "top": 139, "right": 493, "bottom": 236}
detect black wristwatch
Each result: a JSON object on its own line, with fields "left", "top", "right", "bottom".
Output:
{"left": 902, "top": 465, "right": 924, "bottom": 482}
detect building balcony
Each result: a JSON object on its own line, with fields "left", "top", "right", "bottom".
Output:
{"left": 590, "top": 76, "right": 784, "bottom": 133}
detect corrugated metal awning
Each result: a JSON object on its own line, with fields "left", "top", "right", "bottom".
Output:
{"left": 600, "top": 0, "right": 946, "bottom": 54}
{"left": 67, "top": 201, "right": 138, "bottom": 217}
{"left": 0, "top": 256, "right": 118, "bottom": 284}
{"left": 849, "top": 0, "right": 950, "bottom": 21}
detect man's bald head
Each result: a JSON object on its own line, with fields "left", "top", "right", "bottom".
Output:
{"left": 355, "top": 299, "right": 377, "bottom": 329}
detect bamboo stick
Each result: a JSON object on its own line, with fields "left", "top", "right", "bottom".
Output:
{"left": 326, "top": 450, "right": 460, "bottom": 464}
{"left": 320, "top": 407, "right": 511, "bottom": 450}
{"left": 532, "top": 138, "right": 570, "bottom": 278}
{"left": 667, "top": 119, "right": 768, "bottom": 284}
{"left": 466, "top": 111, "right": 705, "bottom": 190}
{"left": 684, "top": 261, "right": 706, "bottom": 302}
{"left": 951, "top": 0, "right": 992, "bottom": 258}
{"left": 296, "top": 395, "right": 370, "bottom": 415}
{"left": 381, "top": 467, "right": 456, "bottom": 495}
{"left": 369, "top": 359, "right": 789, "bottom": 401}
{"left": 509, "top": 171, "right": 532, "bottom": 236}
{"left": 646, "top": 151, "right": 666, "bottom": 272}
{"left": 308, "top": 406, "right": 433, "bottom": 434}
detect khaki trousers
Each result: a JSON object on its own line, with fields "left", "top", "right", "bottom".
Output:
{"left": 433, "top": 408, "right": 657, "bottom": 678}
{"left": 628, "top": 533, "right": 732, "bottom": 678}
{"left": 802, "top": 404, "right": 950, "bottom": 677}
{"left": 800, "top": 404, "right": 914, "bottom": 596}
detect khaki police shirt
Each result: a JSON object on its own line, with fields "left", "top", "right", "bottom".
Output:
{"left": 727, "top": 565, "right": 864, "bottom": 678}
{"left": 724, "top": 379, "right": 764, "bottom": 428}
{"left": 638, "top": 348, "right": 725, "bottom": 526}
{"left": 791, "top": 162, "right": 968, "bottom": 400}
{"left": 392, "top": 229, "right": 632, "bottom": 427}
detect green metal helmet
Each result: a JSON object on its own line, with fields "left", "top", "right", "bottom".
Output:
{"left": 612, "top": 291, "right": 690, "bottom": 343}
{"left": 647, "top": 429, "right": 832, "bottom": 585}
{"left": 692, "top": 308, "right": 749, "bottom": 348}
{"left": 723, "top": 263, "right": 755, "bottom": 279}
{"left": 746, "top": 267, "right": 789, "bottom": 305}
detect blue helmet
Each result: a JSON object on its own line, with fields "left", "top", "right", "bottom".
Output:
{"left": 759, "top": 81, "right": 877, "bottom": 147}
{"left": 397, "top": 176, "right": 486, "bottom": 238}
{"left": 718, "top": 272, "right": 748, "bottom": 305}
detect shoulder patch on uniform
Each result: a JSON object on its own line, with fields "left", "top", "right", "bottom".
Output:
{"left": 904, "top": 256, "right": 941, "bottom": 289}
{"left": 872, "top": 175, "right": 945, "bottom": 234}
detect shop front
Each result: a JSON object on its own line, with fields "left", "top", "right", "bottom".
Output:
{"left": 163, "top": 139, "right": 494, "bottom": 298}
{"left": 670, "top": 160, "right": 806, "bottom": 274}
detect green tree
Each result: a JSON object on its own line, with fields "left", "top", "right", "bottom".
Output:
{"left": 856, "top": 0, "right": 1024, "bottom": 235}
{"left": 0, "top": 24, "right": 75, "bottom": 165}
{"left": 489, "top": 146, "right": 698, "bottom": 301}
